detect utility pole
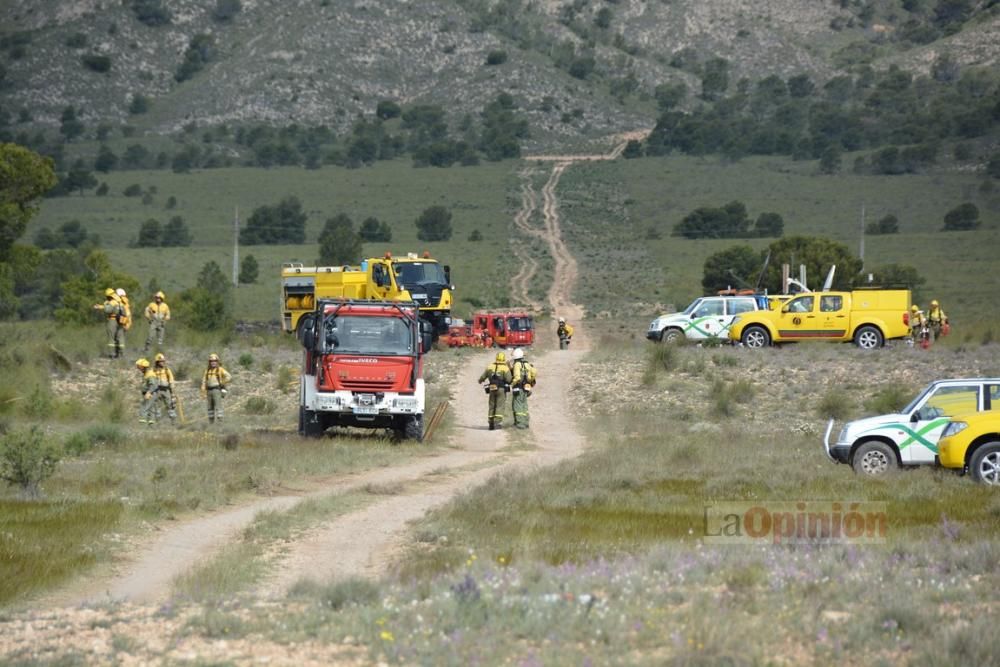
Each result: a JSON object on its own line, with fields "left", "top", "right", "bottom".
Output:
{"left": 859, "top": 203, "right": 865, "bottom": 270}
{"left": 232, "top": 206, "right": 240, "bottom": 288}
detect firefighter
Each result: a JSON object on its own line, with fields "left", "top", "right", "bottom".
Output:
{"left": 135, "top": 358, "right": 158, "bottom": 424}
{"left": 93, "top": 288, "right": 126, "bottom": 358}
{"left": 927, "top": 299, "right": 948, "bottom": 340}
{"left": 478, "top": 350, "right": 513, "bottom": 430}
{"left": 909, "top": 305, "right": 928, "bottom": 346}
{"left": 152, "top": 353, "right": 177, "bottom": 423}
{"left": 557, "top": 317, "right": 574, "bottom": 350}
{"left": 510, "top": 347, "right": 536, "bottom": 430}
{"left": 144, "top": 291, "right": 171, "bottom": 351}
{"left": 115, "top": 288, "right": 132, "bottom": 332}
{"left": 200, "top": 353, "right": 232, "bottom": 424}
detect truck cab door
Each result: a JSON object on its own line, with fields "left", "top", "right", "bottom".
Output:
{"left": 904, "top": 384, "right": 981, "bottom": 463}
{"left": 818, "top": 294, "right": 847, "bottom": 337}
{"left": 688, "top": 298, "right": 725, "bottom": 339}
{"left": 778, "top": 295, "right": 816, "bottom": 339}
{"left": 493, "top": 316, "right": 506, "bottom": 346}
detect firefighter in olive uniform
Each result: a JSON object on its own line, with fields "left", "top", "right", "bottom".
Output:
{"left": 557, "top": 317, "right": 574, "bottom": 350}
{"left": 478, "top": 351, "right": 513, "bottom": 430}
{"left": 200, "top": 353, "right": 232, "bottom": 423}
{"left": 93, "top": 288, "right": 126, "bottom": 358}
{"left": 153, "top": 353, "right": 177, "bottom": 423}
{"left": 927, "top": 299, "right": 948, "bottom": 341}
{"left": 144, "top": 291, "right": 171, "bottom": 351}
{"left": 509, "top": 347, "right": 536, "bottom": 430}
{"left": 135, "top": 358, "right": 158, "bottom": 424}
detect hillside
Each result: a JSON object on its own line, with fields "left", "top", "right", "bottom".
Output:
{"left": 2, "top": 0, "right": 998, "bottom": 148}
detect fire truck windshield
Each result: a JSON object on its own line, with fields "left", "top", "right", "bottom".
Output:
{"left": 507, "top": 316, "right": 533, "bottom": 331}
{"left": 394, "top": 262, "right": 447, "bottom": 286}
{"left": 323, "top": 315, "right": 413, "bottom": 355}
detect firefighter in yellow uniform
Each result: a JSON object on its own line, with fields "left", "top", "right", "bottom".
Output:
{"left": 909, "top": 305, "right": 927, "bottom": 344}
{"left": 144, "top": 291, "right": 171, "bottom": 351}
{"left": 557, "top": 317, "right": 574, "bottom": 350}
{"left": 510, "top": 347, "right": 536, "bottom": 429}
{"left": 478, "top": 351, "right": 513, "bottom": 430}
{"left": 152, "top": 353, "right": 177, "bottom": 423}
{"left": 93, "top": 288, "right": 126, "bottom": 358}
{"left": 927, "top": 299, "right": 948, "bottom": 341}
{"left": 200, "top": 353, "right": 232, "bottom": 423}
{"left": 135, "top": 358, "right": 158, "bottom": 424}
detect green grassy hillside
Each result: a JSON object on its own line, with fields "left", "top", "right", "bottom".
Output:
{"left": 28, "top": 153, "right": 999, "bottom": 326}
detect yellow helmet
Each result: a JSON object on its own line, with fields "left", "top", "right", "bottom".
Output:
{"left": 155, "top": 291, "right": 165, "bottom": 300}
{"left": 136, "top": 358, "right": 150, "bottom": 369}
{"left": 911, "top": 305, "right": 919, "bottom": 313}
{"left": 154, "top": 353, "right": 166, "bottom": 362}
{"left": 207, "top": 353, "right": 220, "bottom": 362}
{"left": 495, "top": 351, "right": 506, "bottom": 363}
{"left": 105, "top": 288, "right": 115, "bottom": 297}
{"left": 931, "top": 299, "right": 939, "bottom": 307}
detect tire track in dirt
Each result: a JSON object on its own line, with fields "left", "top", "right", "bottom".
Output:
{"left": 509, "top": 171, "right": 544, "bottom": 310}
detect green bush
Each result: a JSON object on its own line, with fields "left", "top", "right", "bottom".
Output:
{"left": 238, "top": 353, "right": 253, "bottom": 369}
{"left": 864, "top": 385, "right": 914, "bottom": 415}
{"left": 243, "top": 396, "right": 276, "bottom": 415}
{"left": 817, "top": 389, "right": 853, "bottom": 420}
{"left": 64, "top": 424, "right": 126, "bottom": 456}
{"left": 1, "top": 427, "right": 60, "bottom": 498}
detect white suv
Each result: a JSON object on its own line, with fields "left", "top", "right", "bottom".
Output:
{"left": 823, "top": 378, "right": 1000, "bottom": 476}
{"left": 647, "top": 295, "right": 768, "bottom": 343}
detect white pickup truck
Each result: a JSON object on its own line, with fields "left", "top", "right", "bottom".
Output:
{"left": 823, "top": 378, "right": 1000, "bottom": 476}
{"left": 647, "top": 294, "right": 771, "bottom": 343}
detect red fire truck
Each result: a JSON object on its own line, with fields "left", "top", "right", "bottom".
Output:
{"left": 444, "top": 310, "right": 535, "bottom": 348}
{"left": 297, "top": 299, "right": 431, "bottom": 440}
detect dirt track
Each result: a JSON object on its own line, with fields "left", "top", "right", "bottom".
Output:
{"left": 35, "top": 132, "right": 646, "bottom": 608}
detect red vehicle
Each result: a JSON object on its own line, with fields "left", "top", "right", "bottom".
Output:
{"left": 297, "top": 299, "right": 432, "bottom": 440}
{"left": 444, "top": 310, "right": 534, "bottom": 348}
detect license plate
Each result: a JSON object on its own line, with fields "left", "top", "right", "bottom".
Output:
{"left": 353, "top": 406, "right": 379, "bottom": 415}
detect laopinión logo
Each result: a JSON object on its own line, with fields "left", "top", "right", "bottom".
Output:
{"left": 704, "top": 501, "right": 887, "bottom": 544}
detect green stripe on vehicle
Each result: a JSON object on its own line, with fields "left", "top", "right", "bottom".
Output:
{"left": 859, "top": 418, "right": 949, "bottom": 453}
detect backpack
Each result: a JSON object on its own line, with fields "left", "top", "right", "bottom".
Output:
{"left": 516, "top": 360, "right": 537, "bottom": 386}
{"left": 119, "top": 297, "right": 132, "bottom": 330}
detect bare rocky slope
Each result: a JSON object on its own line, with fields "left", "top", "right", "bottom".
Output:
{"left": 2, "top": 0, "right": 997, "bottom": 148}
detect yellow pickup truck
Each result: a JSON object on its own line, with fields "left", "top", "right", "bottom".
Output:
{"left": 728, "top": 290, "right": 911, "bottom": 349}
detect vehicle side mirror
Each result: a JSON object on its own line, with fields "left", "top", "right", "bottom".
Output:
{"left": 444, "top": 265, "right": 451, "bottom": 284}
{"left": 781, "top": 305, "right": 790, "bottom": 313}
{"left": 302, "top": 327, "right": 315, "bottom": 350}
{"left": 910, "top": 412, "right": 919, "bottom": 423}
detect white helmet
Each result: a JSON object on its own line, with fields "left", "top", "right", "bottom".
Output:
{"left": 558, "top": 317, "right": 565, "bottom": 324}
{"left": 512, "top": 348, "right": 524, "bottom": 360}
{"left": 116, "top": 288, "right": 127, "bottom": 297}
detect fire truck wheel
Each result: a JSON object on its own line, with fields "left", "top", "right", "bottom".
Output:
{"left": 405, "top": 415, "right": 424, "bottom": 442}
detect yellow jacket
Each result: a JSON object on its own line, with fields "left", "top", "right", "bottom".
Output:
{"left": 154, "top": 366, "right": 175, "bottom": 390}
{"left": 201, "top": 365, "right": 232, "bottom": 390}
{"left": 557, "top": 323, "right": 574, "bottom": 338}
{"left": 145, "top": 301, "right": 171, "bottom": 322}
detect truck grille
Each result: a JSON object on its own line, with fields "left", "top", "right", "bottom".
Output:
{"left": 342, "top": 378, "right": 396, "bottom": 391}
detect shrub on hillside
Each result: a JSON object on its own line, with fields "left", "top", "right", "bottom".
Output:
{"left": 1, "top": 427, "right": 60, "bottom": 498}
{"left": 212, "top": 0, "right": 242, "bottom": 22}
{"left": 241, "top": 196, "right": 306, "bottom": 245}
{"left": 359, "top": 217, "right": 392, "bottom": 242}
{"left": 317, "top": 214, "right": 362, "bottom": 266}
{"left": 415, "top": 206, "right": 453, "bottom": 242}
{"left": 866, "top": 214, "right": 899, "bottom": 235}
{"left": 239, "top": 255, "right": 258, "bottom": 284}
{"left": 131, "top": 0, "right": 172, "bottom": 26}
{"left": 161, "top": 216, "right": 192, "bottom": 247}
{"left": 942, "top": 203, "right": 980, "bottom": 231}
{"left": 81, "top": 54, "right": 111, "bottom": 72}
